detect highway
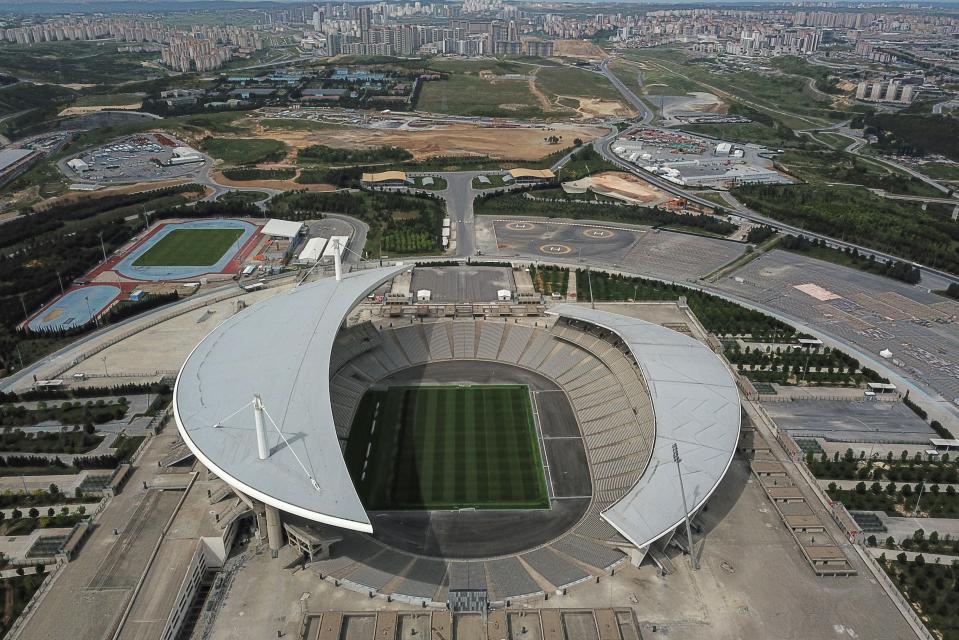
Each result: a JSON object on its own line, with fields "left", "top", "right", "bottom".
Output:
{"left": 589, "top": 63, "right": 959, "bottom": 285}
{"left": 597, "top": 58, "right": 654, "bottom": 124}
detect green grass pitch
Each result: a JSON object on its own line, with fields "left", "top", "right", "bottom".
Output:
{"left": 345, "top": 385, "right": 550, "bottom": 511}
{"left": 132, "top": 228, "right": 244, "bottom": 267}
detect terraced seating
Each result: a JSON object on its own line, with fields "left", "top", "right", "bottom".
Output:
{"left": 393, "top": 558, "right": 448, "bottom": 601}
{"left": 551, "top": 535, "right": 626, "bottom": 573}
{"left": 486, "top": 557, "right": 543, "bottom": 601}
{"left": 520, "top": 547, "right": 591, "bottom": 591}
{"left": 424, "top": 322, "right": 452, "bottom": 360}
{"left": 330, "top": 322, "right": 381, "bottom": 376}
{"left": 476, "top": 321, "right": 505, "bottom": 359}
{"left": 392, "top": 325, "right": 430, "bottom": 364}
{"left": 451, "top": 321, "right": 476, "bottom": 359}
{"left": 326, "top": 318, "right": 661, "bottom": 552}
{"left": 497, "top": 324, "right": 534, "bottom": 363}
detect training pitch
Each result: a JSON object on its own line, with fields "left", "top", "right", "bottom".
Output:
{"left": 132, "top": 228, "right": 244, "bottom": 267}
{"left": 345, "top": 385, "right": 549, "bottom": 511}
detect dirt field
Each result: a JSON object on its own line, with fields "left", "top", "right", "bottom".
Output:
{"left": 562, "top": 171, "right": 669, "bottom": 205}
{"left": 58, "top": 103, "right": 143, "bottom": 117}
{"left": 211, "top": 170, "right": 336, "bottom": 192}
{"left": 560, "top": 96, "right": 631, "bottom": 118}
{"left": 553, "top": 40, "right": 607, "bottom": 60}
{"left": 252, "top": 121, "right": 607, "bottom": 161}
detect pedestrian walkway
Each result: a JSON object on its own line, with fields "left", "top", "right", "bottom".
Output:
{"left": 867, "top": 546, "right": 959, "bottom": 566}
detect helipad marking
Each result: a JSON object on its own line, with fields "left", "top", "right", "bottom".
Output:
{"left": 505, "top": 222, "right": 537, "bottom": 231}
{"left": 539, "top": 243, "right": 573, "bottom": 255}
{"left": 583, "top": 228, "right": 615, "bottom": 239}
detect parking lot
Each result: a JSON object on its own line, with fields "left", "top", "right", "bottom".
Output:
{"left": 476, "top": 216, "right": 745, "bottom": 281}
{"left": 714, "top": 250, "right": 959, "bottom": 408}
{"left": 610, "top": 127, "right": 791, "bottom": 188}
{"left": 763, "top": 399, "right": 936, "bottom": 444}
{"left": 60, "top": 133, "right": 208, "bottom": 185}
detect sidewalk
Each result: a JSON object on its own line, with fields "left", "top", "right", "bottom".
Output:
{"left": 866, "top": 546, "right": 959, "bottom": 566}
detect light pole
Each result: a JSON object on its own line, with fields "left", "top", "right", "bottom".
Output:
{"left": 673, "top": 443, "right": 699, "bottom": 570}
{"left": 101, "top": 356, "right": 108, "bottom": 377}
{"left": 56, "top": 271, "right": 64, "bottom": 295}
{"left": 98, "top": 232, "right": 107, "bottom": 263}
{"left": 85, "top": 295, "right": 97, "bottom": 328}
{"left": 912, "top": 483, "right": 925, "bottom": 518}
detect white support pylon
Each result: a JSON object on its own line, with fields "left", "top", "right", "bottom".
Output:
{"left": 333, "top": 239, "right": 342, "bottom": 281}
{"left": 253, "top": 394, "right": 269, "bottom": 460}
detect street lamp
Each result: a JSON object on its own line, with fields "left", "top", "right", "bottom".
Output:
{"left": 98, "top": 232, "right": 107, "bottom": 263}
{"left": 673, "top": 443, "right": 699, "bottom": 570}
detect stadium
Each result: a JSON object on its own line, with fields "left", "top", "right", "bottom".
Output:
{"left": 172, "top": 264, "right": 741, "bottom": 609}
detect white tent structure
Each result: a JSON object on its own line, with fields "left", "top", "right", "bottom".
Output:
{"left": 297, "top": 237, "right": 328, "bottom": 264}
{"left": 262, "top": 219, "right": 304, "bottom": 239}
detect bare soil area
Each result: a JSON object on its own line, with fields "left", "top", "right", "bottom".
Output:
{"left": 251, "top": 122, "right": 607, "bottom": 161}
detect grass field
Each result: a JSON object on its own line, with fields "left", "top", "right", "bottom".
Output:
{"left": 417, "top": 74, "right": 548, "bottom": 119}
{"left": 199, "top": 137, "right": 288, "bottom": 166}
{"left": 345, "top": 385, "right": 549, "bottom": 510}
{"left": 133, "top": 228, "right": 243, "bottom": 267}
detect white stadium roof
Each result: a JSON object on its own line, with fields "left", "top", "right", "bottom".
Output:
{"left": 550, "top": 305, "right": 740, "bottom": 549}
{"left": 174, "top": 274, "right": 739, "bottom": 545}
{"left": 174, "top": 266, "right": 405, "bottom": 532}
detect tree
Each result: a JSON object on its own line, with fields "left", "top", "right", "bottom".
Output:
{"left": 28, "top": 507, "right": 38, "bottom": 519}
{"left": 886, "top": 536, "right": 896, "bottom": 549}
{"left": 11, "top": 508, "right": 21, "bottom": 520}
{"left": 867, "top": 535, "right": 878, "bottom": 546}
{"left": 855, "top": 481, "right": 867, "bottom": 494}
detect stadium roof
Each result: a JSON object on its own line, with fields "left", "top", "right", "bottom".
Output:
{"left": 0, "top": 148, "right": 34, "bottom": 172}
{"left": 173, "top": 265, "right": 406, "bottom": 532}
{"left": 550, "top": 304, "right": 741, "bottom": 549}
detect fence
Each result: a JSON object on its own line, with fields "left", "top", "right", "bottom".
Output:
{"left": 4, "top": 564, "right": 62, "bottom": 640}
{"left": 857, "top": 547, "right": 935, "bottom": 640}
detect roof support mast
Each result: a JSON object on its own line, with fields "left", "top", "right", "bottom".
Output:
{"left": 254, "top": 394, "right": 269, "bottom": 460}
{"left": 333, "top": 239, "right": 342, "bottom": 281}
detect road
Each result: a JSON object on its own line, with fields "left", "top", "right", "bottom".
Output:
{"left": 597, "top": 59, "right": 654, "bottom": 124}
{"left": 590, "top": 63, "right": 959, "bottom": 285}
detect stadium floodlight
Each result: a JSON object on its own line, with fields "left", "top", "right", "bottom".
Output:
{"left": 673, "top": 442, "right": 698, "bottom": 570}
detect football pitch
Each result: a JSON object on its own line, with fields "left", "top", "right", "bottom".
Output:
{"left": 345, "top": 385, "right": 550, "bottom": 511}
{"left": 132, "top": 228, "right": 244, "bottom": 267}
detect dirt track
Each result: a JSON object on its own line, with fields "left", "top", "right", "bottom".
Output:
{"left": 253, "top": 122, "right": 607, "bottom": 161}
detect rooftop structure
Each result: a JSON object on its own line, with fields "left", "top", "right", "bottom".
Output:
{"left": 174, "top": 266, "right": 406, "bottom": 532}
{"left": 549, "top": 305, "right": 740, "bottom": 548}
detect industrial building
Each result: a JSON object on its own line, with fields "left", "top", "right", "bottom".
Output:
{"left": 0, "top": 147, "right": 42, "bottom": 187}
